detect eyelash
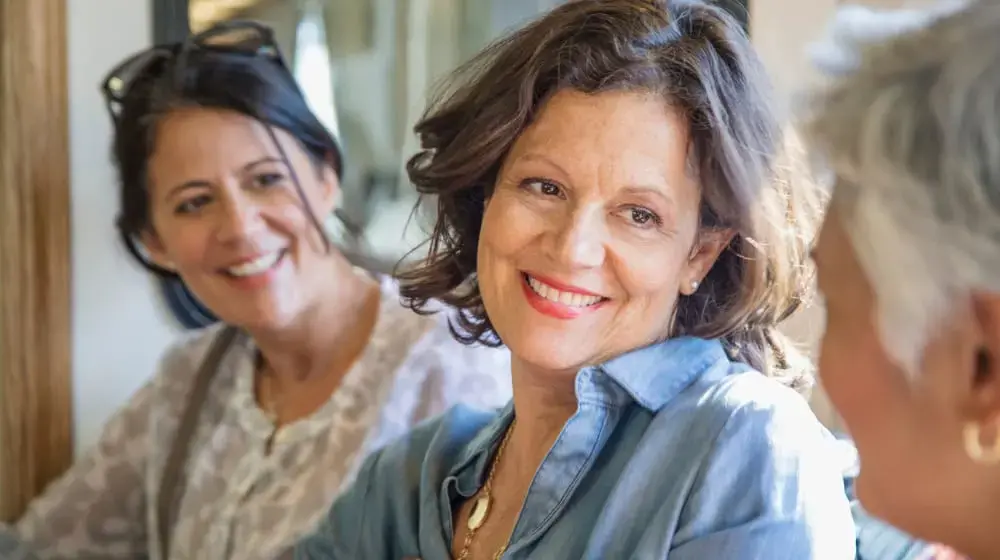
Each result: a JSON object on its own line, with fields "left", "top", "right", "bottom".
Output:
{"left": 175, "top": 195, "right": 211, "bottom": 215}
{"left": 521, "top": 178, "right": 664, "bottom": 229}
{"left": 253, "top": 172, "right": 286, "bottom": 189}
{"left": 173, "top": 172, "right": 286, "bottom": 215}
{"left": 624, "top": 206, "right": 663, "bottom": 227}
{"left": 523, "top": 178, "right": 564, "bottom": 199}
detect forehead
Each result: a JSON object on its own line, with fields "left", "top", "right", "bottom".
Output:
{"left": 152, "top": 107, "right": 275, "bottom": 163}
{"left": 147, "top": 107, "right": 305, "bottom": 196}
{"left": 508, "top": 89, "right": 692, "bottom": 185}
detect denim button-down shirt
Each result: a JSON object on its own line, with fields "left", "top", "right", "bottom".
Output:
{"left": 296, "top": 336, "right": 857, "bottom": 559}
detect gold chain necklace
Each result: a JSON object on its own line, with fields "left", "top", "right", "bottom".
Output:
{"left": 457, "top": 419, "right": 516, "bottom": 560}
{"left": 256, "top": 356, "right": 288, "bottom": 426}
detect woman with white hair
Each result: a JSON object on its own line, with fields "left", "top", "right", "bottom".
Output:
{"left": 805, "top": 1, "right": 1000, "bottom": 558}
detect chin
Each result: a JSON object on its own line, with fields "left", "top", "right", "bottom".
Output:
{"left": 218, "top": 300, "right": 302, "bottom": 332}
{"left": 504, "top": 332, "right": 594, "bottom": 374}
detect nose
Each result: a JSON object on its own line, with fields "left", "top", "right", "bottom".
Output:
{"left": 549, "top": 206, "right": 606, "bottom": 269}
{"left": 214, "top": 190, "right": 265, "bottom": 244}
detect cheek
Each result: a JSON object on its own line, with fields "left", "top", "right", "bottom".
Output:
{"left": 152, "top": 216, "right": 213, "bottom": 268}
{"left": 478, "top": 194, "right": 546, "bottom": 276}
{"left": 272, "top": 204, "right": 321, "bottom": 246}
{"left": 618, "top": 257, "right": 677, "bottom": 307}
{"left": 482, "top": 194, "right": 544, "bottom": 250}
{"left": 819, "top": 315, "right": 880, "bottom": 419}
{"left": 612, "top": 230, "right": 687, "bottom": 292}
{"left": 606, "top": 242, "right": 687, "bottom": 338}
{"left": 819, "top": 310, "right": 913, "bottom": 449}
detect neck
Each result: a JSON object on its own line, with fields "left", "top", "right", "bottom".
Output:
{"left": 506, "top": 356, "right": 579, "bottom": 475}
{"left": 898, "top": 468, "right": 1000, "bottom": 560}
{"left": 248, "top": 255, "right": 378, "bottom": 384}
{"left": 942, "top": 495, "right": 1000, "bottom": 560}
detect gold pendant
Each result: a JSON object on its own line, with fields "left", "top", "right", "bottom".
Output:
{"left": 467, "top": 495, "right": 491, "bottom": 530}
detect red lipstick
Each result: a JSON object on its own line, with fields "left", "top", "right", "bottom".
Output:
{"left": 520, "top": 273, "right": 606, "bottom": 320}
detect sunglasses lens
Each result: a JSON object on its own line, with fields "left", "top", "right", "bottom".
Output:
{"left": 108, "top": 99, "right": 123, "bottom": 119}
{"left": 199, "top": 25, "right": 277, "bottom": 58}
{"left": 107, "top": 49, "right": 171, "bottom": 100}
{"left": 102, "top": 23, "right": 281, "bottom": 120}
{"left": 107, "top": 76, "right": 126, "bottom": 96}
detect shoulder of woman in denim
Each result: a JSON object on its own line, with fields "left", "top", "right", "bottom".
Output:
{"left": 659, "top": 364, "right": 857, "bottom": 559}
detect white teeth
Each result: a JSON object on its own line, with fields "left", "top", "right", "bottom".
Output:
{"left": 227, "top": 252, "right": 282, "bottom": 277}
{"left": 527, "top": 276, "right": 603, "bottom": 307}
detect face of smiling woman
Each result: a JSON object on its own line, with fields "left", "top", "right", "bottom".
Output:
{"left": 143, "top": 107, "right": 340, "bottom": 332}
{"left": 476, "top": 89, "right": 731, "bottom": 375}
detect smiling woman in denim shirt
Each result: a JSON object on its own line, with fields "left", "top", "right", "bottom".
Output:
{"left": 294, "top": 1, "right": 856, "bottom": 558}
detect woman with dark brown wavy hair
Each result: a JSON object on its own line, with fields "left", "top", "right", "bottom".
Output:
{"left": 295, "top": 1, "right": 856, "bottom": 558}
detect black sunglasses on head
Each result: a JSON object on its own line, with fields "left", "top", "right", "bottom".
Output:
{"left": 100, "top": 20, "right": 285, "bottom": 122}
{"left": 101, "top": 18, "right": 338, "bottom": 283}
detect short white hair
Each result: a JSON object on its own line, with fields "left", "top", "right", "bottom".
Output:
{"left": 803, "top": 0, "right": 1000, "bottom": 375}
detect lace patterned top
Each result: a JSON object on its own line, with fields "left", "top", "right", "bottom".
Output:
{"left": 7, "top": 277, "right": 513, "bottom": 560}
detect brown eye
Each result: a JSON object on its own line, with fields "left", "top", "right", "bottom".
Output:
{"left": 175, "top": 195, "right": 212, "bottom": 214}
{"left": 523, "top": 179, "right": 564, "bottom": 198}
{"left": 631, "top": 208, "right": 653, "bottom": 224}
{"left": 253, "top": 172, "right": 285, "bottom": 188}
{"left": 620, "top": 206, "right": 662, "bottom": 228}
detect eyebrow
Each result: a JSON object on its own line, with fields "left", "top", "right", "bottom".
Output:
{"left": 243, "top": 156, "right": 286, "bottom": 172}
{"left": 516, "top": 153, "right": 674, "bottom": 201}
{"left": 515, "top": 152, "right": 572, "bottom": 180}
{"left": 620, "top": 185, "right": 675, "bottom": 207}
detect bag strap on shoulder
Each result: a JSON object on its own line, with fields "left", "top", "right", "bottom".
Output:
{"left": 156, "top": 326, "right": 239, "bottom": 559}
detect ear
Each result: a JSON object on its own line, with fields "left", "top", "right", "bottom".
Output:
{"left": 679, "top": 228, "right": 735, "bottom": 295}
{"left": 316, "top": 163, "right": 342, "bottom": 216}
{"left": 962, "top": 292, "right": 1000, "bottom": 427}
{"left": 140, "top": 229, "right": 175, "bottom": 272}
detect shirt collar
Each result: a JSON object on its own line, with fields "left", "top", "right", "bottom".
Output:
{"left": 448, "top": 337, "right": 731, "bottom": 478}
{"left": 449, "top": 402, "right": 515, "bottom": 483}
{"left": 595, "top": 336, "right": 730, "bottom": 412}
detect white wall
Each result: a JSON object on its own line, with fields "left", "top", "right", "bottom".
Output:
{"left": 68, "top": 0, "right": 180, "bottom": 453}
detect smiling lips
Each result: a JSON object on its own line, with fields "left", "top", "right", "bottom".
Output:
{"left": 222, "top": 250, "right": 287, "bottom": 289}
{"left": 226, "top": 251, "right": 284, "bottom": 276}
{"left": 521, "top": 273, "right": 607, "bottom": 319}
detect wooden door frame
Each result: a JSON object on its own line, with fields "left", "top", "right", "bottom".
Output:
{"left": 0, "top": 0, "right": 74, "bottom": 521}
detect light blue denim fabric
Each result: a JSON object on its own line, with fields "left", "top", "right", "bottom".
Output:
{"left": 833, "top": 437, "right": 931, "bottom": 560}
{"left": 853, "top": 503, "right": 929, "bottom": 560}
{"left": 295, "top": 336, "right": 859, "bottom": 559}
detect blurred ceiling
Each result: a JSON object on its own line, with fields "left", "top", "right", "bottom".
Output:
{"left": 188, "top": 0, "right": 263, "bottom": 32}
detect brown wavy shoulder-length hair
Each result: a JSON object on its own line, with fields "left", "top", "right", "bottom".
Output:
{"left": 397, "top": 0, "right": 823, "bottom": 391}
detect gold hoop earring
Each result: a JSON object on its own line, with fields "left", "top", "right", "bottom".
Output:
{"left": 963, "top": 422, "right": 1000, "bottom": 464}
